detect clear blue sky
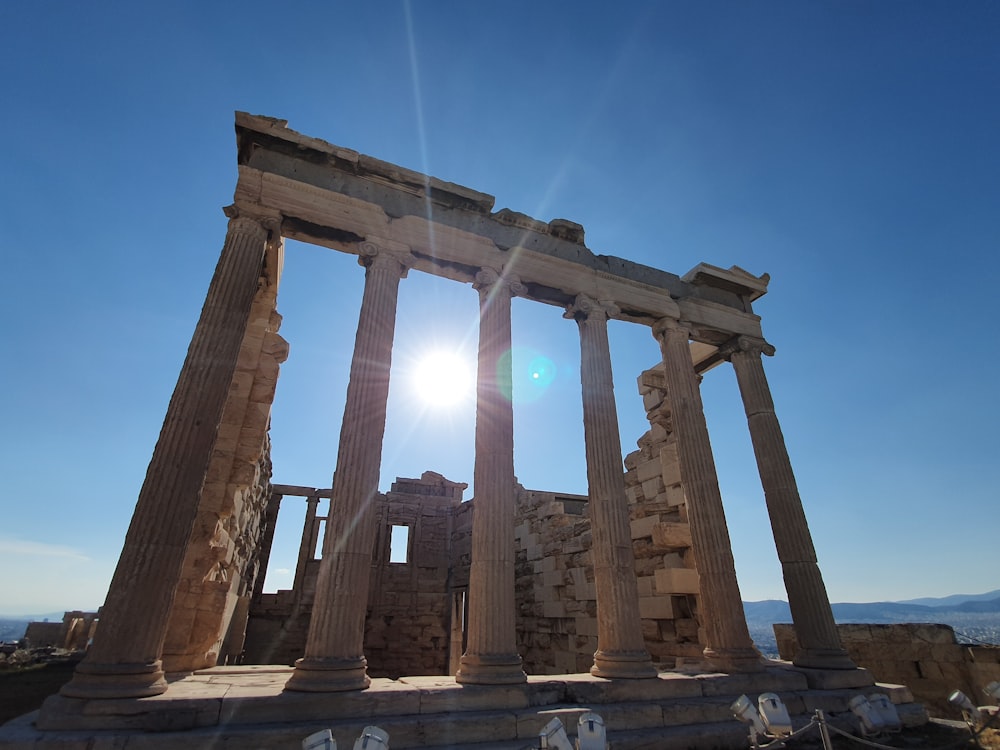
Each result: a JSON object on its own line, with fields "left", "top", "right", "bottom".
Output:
{"left": 1, "top": 2, "right": 997, "bottom": 615}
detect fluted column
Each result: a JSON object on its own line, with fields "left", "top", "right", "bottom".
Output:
{"left": 285, "top": 242, "right": 408, "bottom": 692}
{"left": 293, "top": 494, "right": 321, "bottom": 593}
{"left": 60, "top": 207, "right": 274, "bottom": 699}
{"left": 652, "top": 318, "right": 761, "bottom": 672}
{"left": 456, "top": 267, "right": 526, "bottom": 685}
{"left": 726, "top": 336, "right": 856, "bottom": 669}
{"left": 567, "top": 295, "right": 656, "bottom": 679}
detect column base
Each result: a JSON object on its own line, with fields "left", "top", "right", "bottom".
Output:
{"left": 455, "top": 653, "right": 527, "bottom": 685}
{"left": 59, "top": 660, "right": 167, "bottom": 699}
{"left": 704, "top": 646, "right": 763, "bottom": 673}
{"left": 793, "top": 647, "right": 857, "bottom": 670}
{"left": 284, "top": 656, "right": 370, "bottom": 692}
{"left": 591, "top": 650, "right": 658, "bottom": 679}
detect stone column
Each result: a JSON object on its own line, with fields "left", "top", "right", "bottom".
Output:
{"left": 567, "top": 295, "right": 656, "bottom": 679}
{"left": 285, "top": 242, "right": 408, "bottom": 692}
{"left": 652, "top": 318, "right": 761, "bottom": 672}
{"left": 726, "top": 336, "right": 856, "bottom": 669}
{"left": 253, "top": 492, "right": 283, "bottom": 604}
{"left": 59, "top": 206, "right": 274, "bottom": 699}
{"left": 456, "top": 268, "right": 526, "bottom": 685}
{"left": 293, "top": 494, "right": 321, "bottom": 593}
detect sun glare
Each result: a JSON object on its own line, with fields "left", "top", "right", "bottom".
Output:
{"left": 412, "top": 351, "right": 473, "bottom": 407}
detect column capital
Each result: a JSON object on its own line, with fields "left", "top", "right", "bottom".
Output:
{"left": 358, "top": 241, "right": 412, "bottom": 277}
{"left": 651, "top": 316, "right": 691, "bottom": 341}
{"left": 223, "top": 203, "right": 282, "bottom": 236}
{"left": 720, "top": 335, "right": 776, "bottom": 360}
{"left": 473, "top": 267, "right": 526, "bottom": 297}
{"left": 564, "top": 293, "right": 619, "bottom": 322}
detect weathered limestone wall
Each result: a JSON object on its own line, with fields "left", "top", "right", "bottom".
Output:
{"left": 365, "top": 473, "right": 466, "bottom": 678}
{"left": 775, "top": 622, "right": 1000, "bottom": 717}
{"left": 514, "top": 488, "right": 596, "bottom": 674}
{"left": 243, "top": 474, "right": 471, "bottom": 676}
{"left": 623, "top": 365, "right": 705, "bottom": 663}
{"left": 162, "top": 254, "right": 289, "bottom": 673}
{"left": 513, "top": 479, "right": 704, "bottom": 673}
{"left": 22, "top": 622, "right": 63, "bottom": 648}
{"left": 22, "top": 611, "right": 99, "bottom": 651}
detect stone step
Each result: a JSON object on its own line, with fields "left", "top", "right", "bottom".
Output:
{"left": 6, "top": 667, "right": 929, "bottom": 750}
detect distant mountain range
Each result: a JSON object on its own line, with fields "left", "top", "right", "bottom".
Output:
{"left": 744, "top": 590, "right": 1000, "bottom": 657}
{"left": 744, "top": 589, "right": 1000, "bottom": 623}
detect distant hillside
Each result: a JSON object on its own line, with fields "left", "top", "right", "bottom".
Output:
{"left": 744, "top": 594, "right": 1000, "bottom": 658}
{"left": 896, "top": 589, "right": 1000, "bottom": 608}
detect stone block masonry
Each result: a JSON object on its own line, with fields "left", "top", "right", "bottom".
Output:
{"left": 775, "top": 622, "right": 1000, "bottom": 717}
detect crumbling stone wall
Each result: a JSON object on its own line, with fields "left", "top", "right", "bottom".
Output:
{"left": 23, "top": 611, "right": 99, "bottom": 651}
{"left": 243, "top": 473, "right": 472, "bottom": 675}
{"left": 514, "top": 487, "right": 596, "bottom": 673}
{"left": 622, "top": 365, "right": 705, "bottom": 663}
{"left": 775, "top": 622, "right": 1000, "bottom": 717}
{"left": 365, "top": 473, "right": 466, "bottom": 678}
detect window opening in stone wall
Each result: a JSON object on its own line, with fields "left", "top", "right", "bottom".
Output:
{"left": 389, "top": 525, "right": 410, "bottom": 564}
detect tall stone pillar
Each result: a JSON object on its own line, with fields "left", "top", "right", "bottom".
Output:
{"left": 286, "top": 242, "right": 408, "bottom": 692}
{"left": 567, "top": 295, "right": 656, "bottom": 679}
{"left": 293, "top": 494, "right": 321, "bottom": 593}
{"left": 252, "top": 492, "right": 284, "bottom": 604}
{"left": 59, "top": 207, "right": 274, "bottom": 699}
{"left": 456, "top": 268, "right": 527, "bottom": 685}
{"left": 726, "top": 336, "right": 856, "bottom": 669}
{"left": 652, "top": 318, "right": 761, "bottom": 672}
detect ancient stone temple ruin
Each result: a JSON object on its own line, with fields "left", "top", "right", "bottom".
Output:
{"left": 5, "top": 113, "right": 927, "bottom": 749}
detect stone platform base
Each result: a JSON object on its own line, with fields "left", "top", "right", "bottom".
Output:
{"left": 1, "top": 662, "right": 927, "bottom": 750}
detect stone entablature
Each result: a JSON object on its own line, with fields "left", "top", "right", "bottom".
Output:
{"left": 233, "top": 113, "right": 765, "bottom": 347}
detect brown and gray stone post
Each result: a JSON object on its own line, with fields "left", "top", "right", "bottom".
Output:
{"left": 285, "top": 242, "right": 409, "bottom": 692}
{"left": 652, "top": 318, "right": 761, "bottom": 672}
{"left": 58, "top": 207, "right": 275, "bottom": 699}
{"left": 456, "top": 267, "right": 527, "bottom": 685}
{"left": 293, "top": 494, "right": 321, "bottom": 593}
{"left": 567, "top": 295, "right": 656, "bottom": 679}
{"left": 725, "top": 336, "right": 856, "bottom": 669}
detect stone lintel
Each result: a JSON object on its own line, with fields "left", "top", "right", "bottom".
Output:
{"left": 231, "top": 113, "right": 766, "bottom": 342}
{"left": 269, "top": 484, "right": 333, "bottom": 499}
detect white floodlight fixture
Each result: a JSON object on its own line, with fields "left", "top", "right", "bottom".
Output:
{"left": 848, "top": 694, "right": 886, "bottom": 736}
{"left": 576, "top": 711, "right": 607, "bottom": 750}
{"left": 949, "top": 689, "right": 979, "bottom": 715}
{"left": 984, "top": 681, "right": 1000, "bottom": 701}
{"left": 757, "top": 693, "right": 793, "bottom": 737}
{"left": 731, "top": 694, "right": 766, "bottom": 738}
{"left": 538, "top": 717, "right": 574, "bottom": 750}
{"left": 353, "top": 726, "right": 389, "bottom": 750}
{"left": 866, "top": 694, "right": 902, "bottom": 733}
{"left": 303, "top": 729, "right": 336, "bottom": 750}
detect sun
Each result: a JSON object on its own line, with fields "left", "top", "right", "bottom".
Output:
{"left": 412, "top": 351, "right": 473, "bottom": 407}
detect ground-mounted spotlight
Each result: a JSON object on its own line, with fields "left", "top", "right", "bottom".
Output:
{"left": 731, "top": 694, "right": 766, "bottom": 740}
{"left": 866, "top": 694, "right": 901, "bottom": 733}
{"left": 948, "top": 690, "right": 986, "bottom": 734}
{"left": 353, "top": 726, "right": 389, "bottom": 750}
{"left": 757, "top": 693, "right": 793, "bottom": 738}
{"left": 303, "top": 729, "right": 336, "bottom": 750}
{"left": 849, "top": 695, "right": 886, "bottom": 737}
{"left": 985, "top": 681, "right": 1000, "bottom": 702}
{"left": 538, "top": 717, "right": 574, "bottom": 750}
{"left": 576, "top": 711, "right": 607, "bottom": 750}
{"left": 948, "top": 690, "right": 980, "bottom": 719}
